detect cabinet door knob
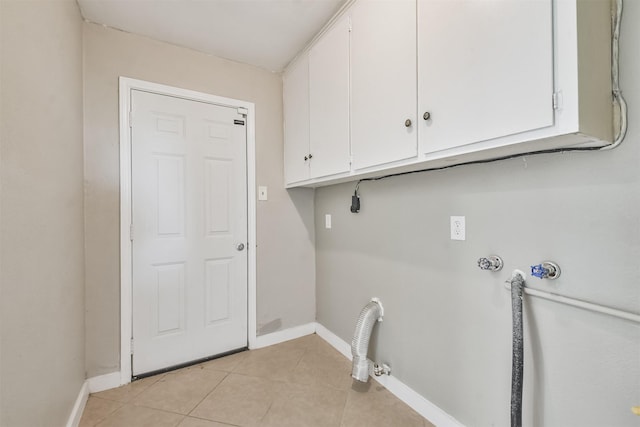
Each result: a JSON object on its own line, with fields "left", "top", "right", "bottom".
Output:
{"left": 304, "top": 155, "right": 308, "bottom": 161}
{"left": 308, "top": 154, "right": 313, "bottom": 159}
{"left": 404, "top": 119, "right": 412, "bottom": 127}
{"left": 423, "top": 112, "right": 431, "bottom": 121}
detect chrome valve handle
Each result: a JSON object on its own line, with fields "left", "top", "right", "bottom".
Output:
{"left": 477, "top": 255, "right": 504, "bottom": 271}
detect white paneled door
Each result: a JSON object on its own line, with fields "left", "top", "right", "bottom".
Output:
{"left": 131, "top": 90, "right": 247, "bottom": 376}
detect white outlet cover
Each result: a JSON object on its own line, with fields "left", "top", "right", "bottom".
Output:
{"left": 325, "top": 214, "right": 332, "bottom": 229}
{"left": 450, "top": 216, "right": 465, "bottom": 240}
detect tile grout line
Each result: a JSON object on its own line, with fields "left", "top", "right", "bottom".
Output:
{"left": 186, "top": 370, "right": 231, "bottom": 417}
{"left": 184, "top": 413, "right": 242, "bottom": 427}
{"left": 81, "top": 396, "right": 125, "bottom": 427}
{"left": 338, "top": 384, "right": 352, "bottom": 427}
{"left": 92, "top": 402, "right": 188, "bottom": 426}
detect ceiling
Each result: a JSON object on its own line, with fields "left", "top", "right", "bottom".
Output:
{"left": 77, "top": 0, "right": 346, "bottom": 72}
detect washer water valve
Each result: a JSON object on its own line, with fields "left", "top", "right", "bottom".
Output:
{"left": 373, "top": 363, "right": 391, "bottom": 377}
{"left": 531, "top": 261, "right": 561, "bottom": 280}
{"left": 477, "top": 255, "right": 504, "bottom": 271}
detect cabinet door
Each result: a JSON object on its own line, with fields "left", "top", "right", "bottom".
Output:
{"left": 309, "top": 15, "right": 351, "bottom": 179}
{"left": 418, "top": 0, "right": 554, "bottom": 153}
{"left": 351, "top": 0, "right": 417, "bottom": 170}
{"left": 283, "top": 55, "right": 310, "bottom": 185}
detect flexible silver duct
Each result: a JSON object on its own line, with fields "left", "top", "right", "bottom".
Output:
{"left": 351, "top": 298, "right": 384, "bottom": 382}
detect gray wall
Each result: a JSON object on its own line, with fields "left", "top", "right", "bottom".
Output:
{"left": 0, "top": 0, "right": 86, "bottom": 425}
{"left": 315, "top": 2, "right": 640, "bottom": 426}
{"left": 83, "top": 23, "right": 316, "bottom": 377}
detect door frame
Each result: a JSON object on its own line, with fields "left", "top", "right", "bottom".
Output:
{"left": 118, "top": 77, "right": 257, "bottom": 385}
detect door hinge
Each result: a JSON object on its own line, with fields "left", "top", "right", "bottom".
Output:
{"left": 552, "top": 91, "right": 563, "bottom": 110}
{"left": 130, "top": 338, "right": 134, "bottom": 355}
{"left": 129, "top": 224, "right": 134, "bottom": 241}
{"left": 237, "top": 107, "right": 248, "bottom": 117}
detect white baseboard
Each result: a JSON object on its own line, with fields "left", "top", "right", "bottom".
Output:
{"left": 251, "top": 322, "right": 316, "bottom": 349}
{"left": 315, "top": 322, "right": 465, "bottom": 427}
{"left": 65, "top": 381, "right": 89, "bottom": 427}
{"left": 87, "top": 371, "right": 122, "bottom": 393}
{"left": 316, "top": 323, "right": 352, "bottom": 359}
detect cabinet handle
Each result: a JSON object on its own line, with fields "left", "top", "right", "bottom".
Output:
{"left": 304, "top": 156, "right": 308, "bottom": 161}
{"left": 404, "top": 119, "right": 412, "bottom": 127}
{"left": 423, "top": 112, "right": 431, "bottom": 121}
{"left": 308, "top": 154, "right": 313, "bottom": 159}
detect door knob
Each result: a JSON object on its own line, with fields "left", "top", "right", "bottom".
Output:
{"left": 423, "top": 112, "right": 431, "bottom": 120}
{"left": 404, "top": 119, "right": 412, "bottom": 127}
{"left": 236, "top": 243, "right": 245, "bottom": 251}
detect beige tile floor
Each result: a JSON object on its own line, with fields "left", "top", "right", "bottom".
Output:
{"left": 81, "top": 334, "right": 435, "bottom": 427}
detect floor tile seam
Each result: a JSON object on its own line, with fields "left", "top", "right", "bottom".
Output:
{"left": 225, "top": 370, "right": 294, "bottom": 385}
{"left": 81, "top": 397, "right": 126, "bottom": 426}
{"left": 230, "top": 345, "right": 308, "bottom": 381}
{"left": 117, "top": 401, "right": 193, "bottom": 418}
{"left": 291, "top": 346, "right": 309, "bottom": 372}
{"left": 93, "top": 378, "right": 162, "bottom": 404}
{"left": 186, "top": 371, "right": 231, "bottom": 417}
{"left": 286, "top": 375, "right": 353, "bottom": 392}
{"left": 230, "top": 369, "right": 350, "bottom": 394}
{"left": 86, "top": 395, "right": 124, "bottom": 405}
{"left": 80, "top": 414, "right": 105, "bottom": 427}
{"left": 256, "top": 398, "right": 278, "bottom": 425}
{"left": 87, "top": 393, "right": 131, "bottom": 404}
{"left": 337, "top": 384, "right": 354, "bottom": 427}
{"left": 184, "top": 414, "right": 242, "bottom": 427}
{"left": 93, "top": 409, "right": 185, "bottom": 427}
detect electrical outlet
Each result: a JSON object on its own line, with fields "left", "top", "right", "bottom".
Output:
{"left": 325, "top": 214, "right": 332, "bottom": 229}
{"left": 450, "top": 216, "right": 465, "bottom": 240}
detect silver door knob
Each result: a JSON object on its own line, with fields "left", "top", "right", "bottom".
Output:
{"left": 423, "top": 112, "right": 431, "bottom": 120}
{"left": 404, "top": 119, "right": 412, "bottom": 127}
{"left": 236, "top": 243, "right": 245, "bottom": 251}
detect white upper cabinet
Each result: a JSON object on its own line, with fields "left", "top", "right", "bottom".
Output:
{"left": 308, "top": 14, "right": 352, "bottom": 179}
{"left": 350, "top": 0, "right": 417, "bottom": 171}
{"left": 283, "top": 0, "right": 614, "bottom": 188}
{"left": 283, "top": 55, "right": 310, "bottom": 185}
{"left": 418, "top": 0, "right": 554, "bottom": 154}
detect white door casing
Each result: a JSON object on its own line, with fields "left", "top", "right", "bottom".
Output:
{"left": 120, "top": 78, "right": 257, "bottom": 384}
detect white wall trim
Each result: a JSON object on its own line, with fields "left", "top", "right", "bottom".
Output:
{"left": 315, "top": 323, "right": 352, "bottom": 358}
{"left": 65, "top": 381, "right": 89, "bottom": 427}
{"left": 315, "top": 323, "right": 466, "bottom": 427}
{"left": 118, "top": 77, "right": 257, "bottom": 385}
{"left": 251, "top": 322, "right": 317, "bottom": 349}
{"left": 87, "top": 372, "right": 122, "bottom": 394}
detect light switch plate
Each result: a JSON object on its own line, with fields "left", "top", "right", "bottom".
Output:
{"left": 325, "top": 214, "right": 332, "bottom": 229}
{"left": 258, "top": 186, "right": 268, "bottom": 201}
